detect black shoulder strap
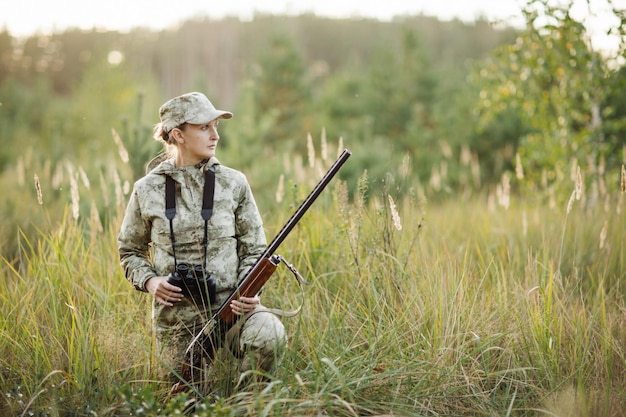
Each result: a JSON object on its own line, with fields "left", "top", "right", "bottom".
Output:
{"left": 164, "top": 167, "right": 216, "bottom": 270}
{"left": 165, "top": 175, "right": 178, "bottom": 266}
{"left": 165, "top": 175, "right": 177, "bottom": 219}
{"left": 201, "top": 167, "right": 215, "bottom": 268}
{"left": 165, "top": 169, "right": 214, "bottom": 220}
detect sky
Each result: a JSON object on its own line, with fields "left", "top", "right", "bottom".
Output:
{"left": 1, "top": 0, "right": 623, "bottom": 53}
{"left": 2, "top": 0, "right": 525, "bottom": 35}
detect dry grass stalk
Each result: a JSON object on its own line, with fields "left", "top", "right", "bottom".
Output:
{"left": 34, "top": 174, "right": 43, "bottom": 205}
{"left": 70, "top": 174, "right": 80, "bottom": 220}
{"left": 112, "top": 128, "right": 129, "bottom": 163}
{"left": 307, "top": 132, "right": 315, "bottom": 168}
{"left": 515, "top": 153, "right": 524, "bottom": 180}
{"left": 293, "top": 154, "right": 304, "bottom": 183}
{"left": 496, "top": 172, "right": 511, "bottom": 209}
{"left": 316, "top": 164, "right": 324, "bottom": 180}
{"left": 78, "top": 166, "right": 91, "bottom": 189}
{"left": 355, "top": 169, "right": 368, "bottom": 211}
{"left": 460, "top": 145, "right": 471, "bottom": 166}
{"left": 575, "top": 166, "right": 583, "bottom": 200}
{"left": 338, "top": 136, "right": 344, "bottom": 157}
{"left": 90, "top": 199, "right": 103, "bottom": 234}
{"left": 430, "top": 166, "right": 441, "bottom": 191}
{"left": 113, "top": 169, "right": 124, "bottom": 208}
{"left": 566, "top": 190, "right": 576, "bottom": 214}
{"left": 275, "top": 174, "right": 284, "bottom": 203}
{"left": 99, "top": 170, "right": 110, "bottom": 207}
{"left": 621, "top": 164, "right": 625, "bottom": 193}
{"left": 599, "top": 220, "right": 607, "bottom": 249}
{"left": 388, "top": 195, "right": 402, "bottom": 231}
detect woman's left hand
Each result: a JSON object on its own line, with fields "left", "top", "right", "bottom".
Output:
{"left": 230, "top": 295, "right": 261, "bottom": 316}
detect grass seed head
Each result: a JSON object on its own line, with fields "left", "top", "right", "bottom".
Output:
{"left": 516, "top": 153, "right": 524, "bottom": 180}
{"left": 34, "top": 174, "right": 43, "bottom": 205}
{"left": 307, "top": 132, "right": 315, "bottom": 168}
{"left": 70, "top": 175, "right": 80, "bottom": 220}
{"left": 276, "top": 174, "right": 284, "bottom": 203}
{"left": 388, "top": 194, "right": 402, "bottom": 231}
{"left": 567, "top": 189, "right": 576, "bottom": 214}
{"left": 112, "top": 128, "right": 129, "bottom": 163}
{"left": 575, "top": 166, "right": 583, "bottom": 200}
{"left": 90, "top": 200, "right": 103, "bottom": 234}
{"left": 338, "top": 136, "right": 344, "bottom": 157}
{"left": 79, "top": 166, "right": 91, "bottom": 189}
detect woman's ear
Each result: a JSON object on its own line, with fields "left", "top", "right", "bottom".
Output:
{"left": 171, "top": 128, "right": 185, "bottom": 144}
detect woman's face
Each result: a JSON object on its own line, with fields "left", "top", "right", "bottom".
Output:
{"left": 175, "top": 120, "right": 220, "bottom": 166}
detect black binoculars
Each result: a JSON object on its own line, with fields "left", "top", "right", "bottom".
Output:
{"left": 167, "top": 263, "right": 216, "bottom": 305}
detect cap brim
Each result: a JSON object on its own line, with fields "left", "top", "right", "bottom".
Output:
{"left": 187, "top": 110, "right": 232, "bottom": 124}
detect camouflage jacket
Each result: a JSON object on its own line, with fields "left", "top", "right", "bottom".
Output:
{"left": 118, "top": 157, "right": 266, "bottom": 302}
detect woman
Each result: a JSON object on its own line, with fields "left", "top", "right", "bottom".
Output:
{"left": 118, "top": 92, "right": 286, "bottom": 395}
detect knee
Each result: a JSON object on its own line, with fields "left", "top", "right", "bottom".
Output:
{"left": 240, "top": 311, "right": 286, "bottom": 353}
{"left": 238, "top": 312, "right": 286, "bottom": 374}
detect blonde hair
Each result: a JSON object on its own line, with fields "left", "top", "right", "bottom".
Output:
{"left": 153, "top": 122, "right": 178, "bottom": 159}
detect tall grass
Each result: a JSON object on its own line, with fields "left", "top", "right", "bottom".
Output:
{"left": 1, "top": 145, "right": 625, "bottom": 416}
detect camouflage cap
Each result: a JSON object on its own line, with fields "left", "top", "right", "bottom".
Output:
{"left": 159, "top": 92, "right": 232, "bottom": 132}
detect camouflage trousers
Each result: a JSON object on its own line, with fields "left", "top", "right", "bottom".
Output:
{"left": 154, "top": 306, "right": 286, "bottom": 396}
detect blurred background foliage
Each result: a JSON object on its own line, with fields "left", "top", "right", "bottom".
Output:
{"left": 0, "top": 0, "right": 625, "bottom": 261}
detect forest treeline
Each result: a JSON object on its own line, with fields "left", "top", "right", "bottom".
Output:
{"left": 0, "top": 2, "right": 625, "bottom": 258}
{"left": 0, "top": 13, "right": 519, "bottom": 206}
{"left": 0, "top": 14, "right": 516, "bottom": 105}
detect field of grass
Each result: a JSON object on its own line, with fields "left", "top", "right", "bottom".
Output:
{"left": 1, "top": 148, "right": 625, "bottom": 416}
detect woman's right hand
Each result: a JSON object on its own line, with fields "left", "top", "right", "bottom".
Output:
{"left": 145, "top": 276, "right": 184, "bottom": 307}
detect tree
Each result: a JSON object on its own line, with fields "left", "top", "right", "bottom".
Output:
{"left": 474, "top": 0, "right": 613, "bottom": 193}
{"left": 252, "top": 34, "right": 311, "bottom": 148}
{"left": 473, "top": 0, "right": 625, "bottom": 196}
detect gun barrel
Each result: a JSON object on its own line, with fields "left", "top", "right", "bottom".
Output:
{"left": 265, "top": 149, "right": 352, "bottom": 255}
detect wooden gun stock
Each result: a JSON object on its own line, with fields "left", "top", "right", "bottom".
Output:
{"left": 217, "top": 256, "right": 279, "bottom": 324}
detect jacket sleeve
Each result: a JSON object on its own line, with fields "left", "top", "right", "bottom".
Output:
{"left": 235, "top": 178, "right": 267, "bottom": 281}
{"left": 118, "top": 188, "right": 156, "bottom": 292}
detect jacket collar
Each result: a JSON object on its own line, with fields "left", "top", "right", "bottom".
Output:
{"left": 149, "top": 156, "right": 221, "bottom": 176}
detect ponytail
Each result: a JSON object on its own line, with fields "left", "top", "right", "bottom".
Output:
{"left": 152, "top": 122, "right": 177, "bottom": 160}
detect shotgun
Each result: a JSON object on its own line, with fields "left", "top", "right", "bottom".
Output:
{"left": 185, "top": 149, "right": 352, "bottom": 354}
